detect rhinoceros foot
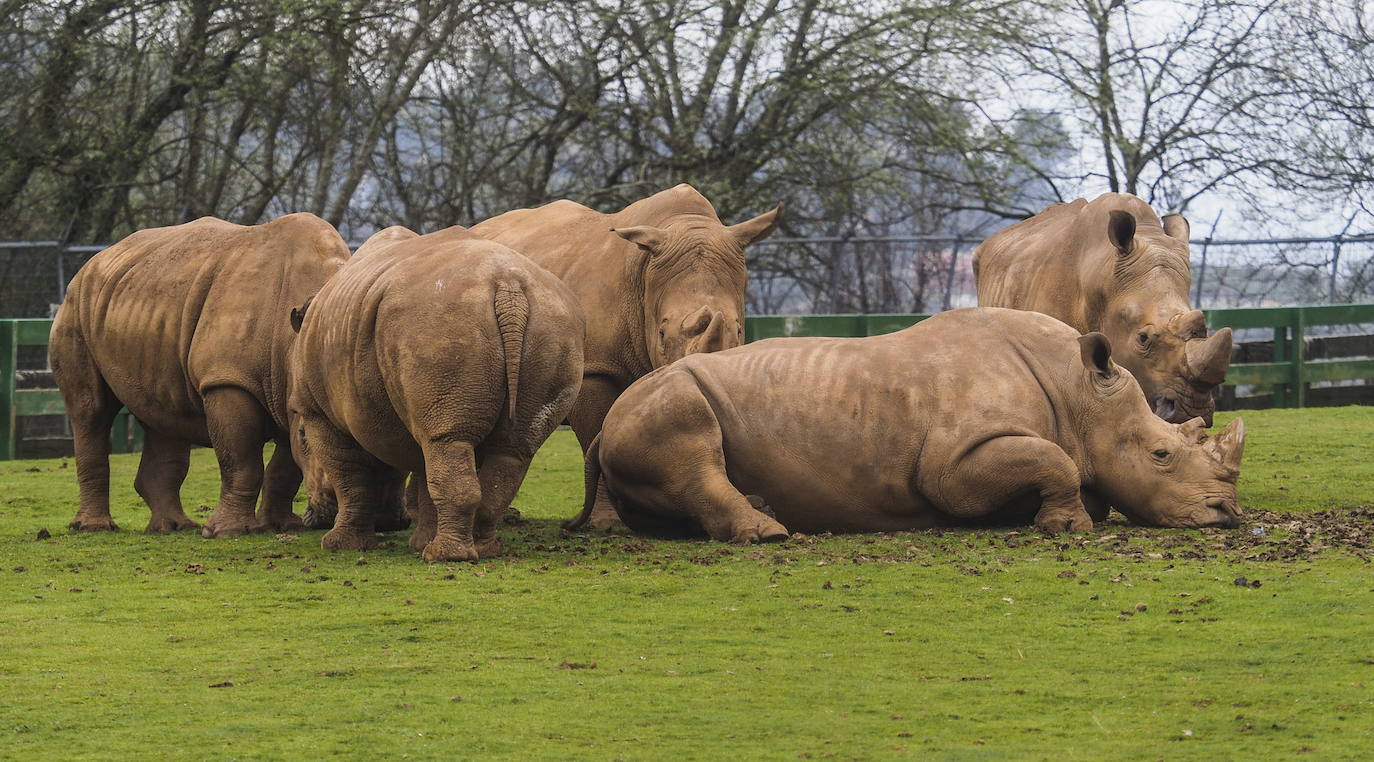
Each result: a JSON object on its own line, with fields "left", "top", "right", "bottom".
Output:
{"left": 584, "top": 497, "right": 624, "bottom": 529}
{"left": 729, "top": 512, "right": 789, "bottom": 545}
{"left": 321, "top": 526, "right": 378, "bottom": 552}
{"left": 145, "top": 513, "right": 201, "bottom": 533}
{"left": 407, "top": 524, "right": 436, "bottom": 552}
{"left": 201, "top": 510, "right": 257, "bottom": 538}
{"left": 68, "top": 514, "right": 118, "bottom": 532}
{"left": 253, "top": 511, "right": 306, "bottom": 534}
{"left": 422, "top": 534, "right": 479, "bottom": 564}
{"left": 476, "top": 536, "right": 504, "bottom": 558}
{"left": 301, "top": 503, "right": 336, "bottom": 530}
{"left": 1033, "top": 506, "right": 1094, "bottom": 534}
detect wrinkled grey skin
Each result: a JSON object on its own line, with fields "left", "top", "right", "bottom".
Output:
{"left": 572, "top": 308, "right": 1245, "bottom": 542}
{"left": 974, "top": 194, "right": 1233, "bottom": 425}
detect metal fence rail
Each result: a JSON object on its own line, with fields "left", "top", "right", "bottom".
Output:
{"left": 8, "top": 233, "right": 1374, "bottom": 319}
{"left": 4, "top": 305, "right": 1374, "bottom": 459}
{"left": 0, "top": 319, "right": 140, "bottom": 460}
{"left": 746, "top": 304, "right": 1374, "bottom": 410}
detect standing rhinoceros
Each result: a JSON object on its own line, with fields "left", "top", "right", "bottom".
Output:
{"left": 571, "top": 308, "right": 1245, "bottom": 540}
{"left": 472, "top": 184, "right": 780, "bottom": 525}
{"left": 288, "top": 225, "right": 584, "bottom": 562}
{"left": 50, "top": 213, "right": 348, "bottom": 536}
{"left": 974, "top": 193, "right": 1232, "bottom": 425}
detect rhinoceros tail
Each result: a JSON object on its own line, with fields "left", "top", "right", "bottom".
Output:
{"left": 494, "top": 280, "right": 529, "bottom": 421}
{"left": 564, "top": 433, "right": 603, "bottom": 531}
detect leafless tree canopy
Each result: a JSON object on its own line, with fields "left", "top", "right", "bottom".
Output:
{"left": 0, "top": 0, "right": 1370, "bottom": 312}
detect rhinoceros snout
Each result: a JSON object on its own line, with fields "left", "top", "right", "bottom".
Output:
{"left": 1206, "top": 498, "right": 1242, "bottom": 529}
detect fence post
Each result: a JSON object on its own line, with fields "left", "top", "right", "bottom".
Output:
{"left": 1193, "top": 209, "right": 1223, "bottom": 307}
{"left": 1272, "top": 323, "right": 1287, "bottom": 408}
{"left": 1293, "top": 308, "right": 1307, "bottom": 408}
{"left": 1329, "top": 236, "right": 1343, "bottom": 304}
{"left": 0, "top": 321, "right": 15, "bottom": 460}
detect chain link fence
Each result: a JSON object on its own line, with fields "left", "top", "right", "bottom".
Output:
{"left": 745, "top": 234, "right": 1374, "bottom": 315}
{"left": 5, "top": 234, "right": 1374, "bottom": 319}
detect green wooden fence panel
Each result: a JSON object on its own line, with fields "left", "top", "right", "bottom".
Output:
{"left": 0, "top": 321, "right": 15, "bottom": 460}
{"left": 14, "top": 389, "right": 65, "bottom": 416}
{"left": 1, "top": 318, "right": 137, "bottom": 459}
{"left": 5, "top": 306, "right": 1374, "bottom": 458}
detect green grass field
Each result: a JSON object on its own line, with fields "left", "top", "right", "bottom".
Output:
{"left": 3, "top": 407, "right": 1373, "bottom": 760}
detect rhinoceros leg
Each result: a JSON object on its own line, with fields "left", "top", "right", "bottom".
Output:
{"left": 201, "top": 387, "right": 270, "bottom": 538}
{"left": 567, "top": 375, "right": 626, "bottom": 529}
{"left": 471, "top": 450, "right": 534, "bottom": 559}
{"left": 54, "top": 333, "right": 121, "bottom": 533}
{"left": 605, "top": 372, "right": 788, "bottom": 544}
{"left": 134, "top": 428, "right": 199, "bottom": 533}
{"left": 309, "top": 419, "right": 396, "bottom": 553}
{"left": 936, "top": 435, "right": 1093, "bottom": 533}
{"left": 406, "top": 471, "right": 436, "bottom": 553}
{"left": 253, "top": 442, "right": 306, "bottom": 533}
{"left": 369, "top": 474, "right": 411, "bottom": 533}
{"left": 419, "top": 440, "right": 482, "bottom": 563}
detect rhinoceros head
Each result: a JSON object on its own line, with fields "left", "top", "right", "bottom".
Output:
{"left": 1097, "top": 210, "right": 1232, "bottom": 425}
{"left": 613, "top": 204, "right": 781, "bottom": 367}
{"left": 1078, "top": 333, "right": 1245, "bottom": 528}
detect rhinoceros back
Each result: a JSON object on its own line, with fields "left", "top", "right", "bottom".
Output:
{"left": 54, "top": 214, "right": 347, "bottom": 434}
{"left": 623, "top": 308, "right": 1085, "bottom": 532}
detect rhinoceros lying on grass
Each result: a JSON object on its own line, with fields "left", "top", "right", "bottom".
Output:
{"left": 288, "top": 226, "right": 584, "bottom": 562}
{"left": 50, "top": 213, "right": 347, "bottom": 536}
{"left": 974, "top": 193, "right": 1232, "bottom": 425}
{"left": 571, "top": 308, "right": 1245, "bottom": 541}
{"left": 473, "top": 184, "right": 781, "bottom": 526}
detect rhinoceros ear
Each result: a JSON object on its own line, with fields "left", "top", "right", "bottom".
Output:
{"left": 728, "top": 205, "right": 783, "bottom": 246}
{"left": 612, "top": 226, "right": 668, "bottom": 255}
{"left": 1107, "top": 210, "right": 1136, "bottom": 256}
{"left": 289, "top": 296, "right": 313, "bottom": 333}
{"left": 1162, "top": 213, "right": 1190, "bottom": 241}
{"left": 1079, "top": 332, "right": 1117, "bottom": 379}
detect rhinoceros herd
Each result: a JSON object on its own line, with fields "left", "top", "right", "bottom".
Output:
{"left": 48, "top": 185, "right": 1244, "bottom": 563}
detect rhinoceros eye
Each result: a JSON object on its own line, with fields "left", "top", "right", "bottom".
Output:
{"left": 1152, "top": 448, "right": 1170, "bottom": 460}
{"left": 1137, "top": 331, "right": 1151, "bottom": 346}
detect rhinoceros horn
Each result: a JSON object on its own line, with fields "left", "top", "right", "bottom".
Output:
{"left": 1185, "top": 327, "right": 1233, "bottom": 386}
{"left": 1203, "top": 417, "right": 1245, "bottom": 469}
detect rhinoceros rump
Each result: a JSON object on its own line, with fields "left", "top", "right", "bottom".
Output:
{"left": 288, "top": 226, "right": 584, "bottom": 562}
{"left": 573, "top": 308, "right": 1244, "bottom": 540}
{"left": 473, "top": 184, "right": 780, "bottom": 526}
{"left": 50, "top": 214, "right": 348, "bottom": 536}
{"left": 974, "top": 194, "right": 1232, "bottom": 425}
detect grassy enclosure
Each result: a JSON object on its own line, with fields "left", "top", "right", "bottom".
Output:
{"left": 3, "top": 408, "right": 1373, "bottom": 759}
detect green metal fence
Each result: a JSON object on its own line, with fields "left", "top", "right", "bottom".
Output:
{"left": 0, "top": 318, "right": 140, "bottom": 460}
{"left": 4, "top": 305, "right": 1374, "bottom": 459}
{"left": 746, "top": 305, "right": 1374, "bottom": 411}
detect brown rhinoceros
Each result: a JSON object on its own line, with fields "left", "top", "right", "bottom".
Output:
{"left": 974, "top": 193, "right": 1232, "bottom": 425}
{"left": 472, "top": 184, "right": 781, "bottom": 525}
{"left": 288, "top": 225, "right": 584, "bottom": 562}
{"left": 570, "top": 308, "right": 1245, "bottom": 541}
{"left": 293, "top": 225, "right": 424, "bottom": 531}
{"left": 50, "top": 213, "right": 348, "bottom": 536}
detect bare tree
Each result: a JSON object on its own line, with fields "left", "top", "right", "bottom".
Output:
{"left": 989, "top": 0, "right": 1288, "bottom": 214}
